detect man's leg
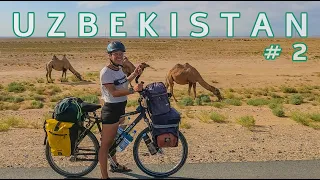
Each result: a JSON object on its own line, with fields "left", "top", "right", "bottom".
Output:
{"left": 111, "top": 117, "right": 126, "bottom": 164}
{"left": 109, "top": 101, "right": 132, "bottom": 173}
{"left": 99, "top": 122, "right": 119, "bottom": 179}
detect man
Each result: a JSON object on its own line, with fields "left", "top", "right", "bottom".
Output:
{"left": 99, "top": 40, "right": 143, "bottom": 179}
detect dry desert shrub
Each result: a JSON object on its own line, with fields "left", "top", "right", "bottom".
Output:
{"left": 289, "top": 111, "right": 320, "bottom": 130}
{"left": 289, "top": 94, "right": 304, "bottom": 105}
{"left": 179, "top": 96, "right": 194, "bottom": 106}
{"left": 196, "top": 110, "right": 227, "bottom": 124}
{"left": 223, "top": 98, "right": 242, "bottom": 106}
{"left": 180, "top": 118, "right": 192, "bottom": 129}
{"left": 0, "top": 116, "right": 28, "bottom": 131}
{"left": 236, "top": 115, "right": 256, "bottom": 130}
{"left": 0, "top": 102, "right": 20, "bottom": 111}
{"left": 6, "top": 82, "right": 26, "bottom": 93}
{"left": 246, "top": 98, "right": 269, "bottom": 106}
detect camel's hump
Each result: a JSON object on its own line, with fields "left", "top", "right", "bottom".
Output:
{"left": 173, "top": 63, "right": 192, "bottom": 68}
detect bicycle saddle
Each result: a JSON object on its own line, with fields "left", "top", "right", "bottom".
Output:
{"left": 81, "top": 102, "right": 101, "bottom": 112}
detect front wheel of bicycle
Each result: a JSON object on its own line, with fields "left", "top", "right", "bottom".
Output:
{"left": 133, "top": 127, "right": 188, "bottom": 178}
{"left": 45, "top": 129, "right": 100, "bottom": 178}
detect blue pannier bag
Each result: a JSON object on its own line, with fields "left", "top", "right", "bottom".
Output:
{"left": 144, "top": 82, "right": 171, "bottom": 116}
{"left": 151, "top": 107, "right": 181, "bottom": 147}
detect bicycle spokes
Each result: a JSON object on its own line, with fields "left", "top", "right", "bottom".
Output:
{"left": 134, "top": 130, "right": 186, "bottom": 175}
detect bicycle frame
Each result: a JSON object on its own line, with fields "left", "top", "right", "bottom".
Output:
{"left": 73, "top": 93, "right": 153, "bottom": 164}
{"left": 45, "top": 87, "right": 186, "bottom": 178}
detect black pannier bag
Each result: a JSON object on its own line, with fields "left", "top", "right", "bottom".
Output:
{"left": 151, "top": 107, "right": 181, "bottom": 147}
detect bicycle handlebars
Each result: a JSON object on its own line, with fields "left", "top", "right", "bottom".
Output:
{"left": 136, "top": 80, "right": 172, "bottom": 98}
{"left": 137, "top": 81, "right": 145, "bottom": 95}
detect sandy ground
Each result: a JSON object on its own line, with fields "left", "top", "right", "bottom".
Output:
{"left": 0, "top": 38, "right": 320, "bottom": 168}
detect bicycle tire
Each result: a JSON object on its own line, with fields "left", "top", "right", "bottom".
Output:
{"left": 45, "top": 130, "right": 100, "bottom": 178}
{"left": 133, "top": 127, "right": 188, "bottom": 178}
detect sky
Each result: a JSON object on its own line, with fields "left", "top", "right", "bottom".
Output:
{"left": 1, "top": 1, "right": 320, "bottom": 38}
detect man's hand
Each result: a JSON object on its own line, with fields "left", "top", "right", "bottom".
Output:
{"left": 133, "top": 83, "right": 143, "bottom": 92}
{"left": 127, "top": 64, "right": 143, "bottom": 83}
{"left": 133, "top": 65, "right": 143, "bottom": 76}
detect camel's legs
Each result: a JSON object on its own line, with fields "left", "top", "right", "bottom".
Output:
{"left": 46, "top": 70, "right": 49, "bottom": 83}
{"left": 62, "top": 69, "right": 67, "bottom": 82}
{"left": 46, "top": 64, "right": 51, "bottom": 83}
{"left": 165, "top": 81, "right": 169, "bottom": 90}
{"left": 170, "top": 83, "right": 178, "bottom": 102}
{"left": 61, "top": 72, "right": 64, "bottom": 81}
{"left": 168, "top": 78, "right": 178, "bottom": 102}
{"left": 48, "top": 67, "right": 53, "bottom": 83}
{"left": 166, "top": 74, "right": 178, "bottom": 102}
{"left": 193, "top": 83, "right": 197, "bottom": 99}
{"left": 165, "top": 75, "right": 170, "bottom": 90}
{"left": 188, "top": 82, "right": 192, "bottom": 97}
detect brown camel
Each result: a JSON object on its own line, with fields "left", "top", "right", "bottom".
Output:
{"left": 46, "top": 54, "right": 83, "bottom": 83}
{"left": 122, "top": 56, "right": 152, "bottom": 85}
{"left": 165, "top": 63, "right": 223, "bottom": 102}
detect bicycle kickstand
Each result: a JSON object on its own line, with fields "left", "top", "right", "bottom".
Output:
{"left": 108, "top": 154, "right": 118, "bottom": 167}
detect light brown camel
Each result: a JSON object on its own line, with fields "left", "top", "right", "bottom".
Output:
{"left": 122, "top": 56, "right": 152, "bottom": 85}
{"left": 46, "top": 54, "right": 83, "bottom": 83}
{"left": 165, "top": 63, "right": 223, "bottom": 102}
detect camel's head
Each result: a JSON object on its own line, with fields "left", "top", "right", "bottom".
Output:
{"left": 62, "top": 54, "right": 68, "bottom": 60}
{"left": 74, "top": 72, "right": 83, "bottom": 81}
{"left": 212, "top": 87, "right": 223, "bottom": 101}
{"left": 140, "top": 62, "right": 150, "bottom": 70}
{"left": 52, "top": 55, "right": 57, "bottom": 60}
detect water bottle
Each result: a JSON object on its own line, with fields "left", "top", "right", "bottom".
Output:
{"left": 115, "top": 126, "right": 124, "bottom": 140}
{"left": 142, "top": 133, "right": 158, "bottom": 155}
{"left": 116, "top": 130, "right": 137, "bottom": 152}
{"left": 109, "top": 127, "right": 126, "bottom": 157}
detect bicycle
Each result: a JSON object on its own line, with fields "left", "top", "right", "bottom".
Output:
{"left": 44, "top": 83, "right": 189, "bottom": 178}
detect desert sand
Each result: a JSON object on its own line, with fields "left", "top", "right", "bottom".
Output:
{"left": 0, "top": 38, "right": 319, "bottom": 168}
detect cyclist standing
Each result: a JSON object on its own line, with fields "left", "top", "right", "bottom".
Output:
{"left": 99, "top": 40, "right": 143, "bottom": 179}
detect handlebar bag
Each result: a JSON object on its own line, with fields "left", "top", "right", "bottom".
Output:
{"left": 144, "top": 82, "right": 171, "bottom": 116}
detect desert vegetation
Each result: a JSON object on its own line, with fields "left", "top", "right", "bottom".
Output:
{"left": 0, "top": 37, "right": 320, "bottom": 168}
{"left": 1, "top": 75, "right": 320, "bottom": 130}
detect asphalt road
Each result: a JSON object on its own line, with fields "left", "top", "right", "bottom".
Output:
{"left": 1, "top": 160, "right": 320, "bottom": 179}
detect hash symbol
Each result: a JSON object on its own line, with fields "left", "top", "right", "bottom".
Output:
{"left": 264, "top": 44, "right": 282, "bottom": 60}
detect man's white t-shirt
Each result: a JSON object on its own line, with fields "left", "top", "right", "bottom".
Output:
{"left": 100, "top": 66, "right": 129, "bottom": 103}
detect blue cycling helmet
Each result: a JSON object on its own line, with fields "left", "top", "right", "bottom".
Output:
{"left": 106, "top": 41, "right": 126, "bottom": 53}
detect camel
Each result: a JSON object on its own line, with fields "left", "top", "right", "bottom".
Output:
{"left": 46, "top": 54, "right": 83, "bottom": 83}
{"left": 122, "top": 56, "right": 152, "bottom": 85}
{"left": 165, "top": 63, "right": 223, "bottom": 102}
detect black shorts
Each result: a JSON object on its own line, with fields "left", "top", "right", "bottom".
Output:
{"left": 101, "top": 101, "right": 127, "bottom": 124}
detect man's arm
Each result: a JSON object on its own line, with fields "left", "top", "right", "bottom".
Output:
{"left": 127, "top": 72, "right": 138, "bottom": 83}
{"left": 103, "top": 83, "right": 133, "bottom": 97}
{"left": 101, "top": 70, "right": 134, "bottom": 97}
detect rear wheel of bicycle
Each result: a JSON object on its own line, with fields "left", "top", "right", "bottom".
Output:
{"left": 45, "top": 129, "right": 100, "bottom": 178}
{"left": 133, "top": 127, "right": 188, "bottom": 178}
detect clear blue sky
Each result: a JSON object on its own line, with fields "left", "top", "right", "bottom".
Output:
{"left": 1, "top": 1, "right": 320, "bottom": 38}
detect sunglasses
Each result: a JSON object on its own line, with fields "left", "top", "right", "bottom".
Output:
{"left": 111, "top": 52, "right": 124, "bottom": 56}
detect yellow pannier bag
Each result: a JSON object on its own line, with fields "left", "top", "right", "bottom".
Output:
{"left": 45, "top": 119, "right": 79, "bottom": 157}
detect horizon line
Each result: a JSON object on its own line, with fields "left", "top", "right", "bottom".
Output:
{"left": 1, "top": 36, "right": 319, "bottom": 39}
